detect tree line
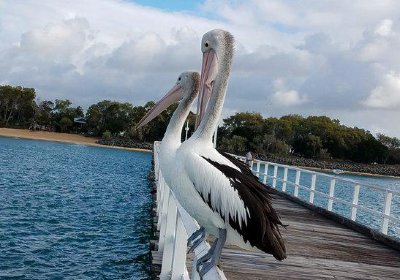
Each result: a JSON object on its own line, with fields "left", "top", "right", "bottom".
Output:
{"left": 218, "top": 112, "right": 400, "bottom": 164}
{"left": 0, "top": 85, "right": 189, "bottom": 142}
{"left": 1, "top": 85, "right": 399, "bottom": 164}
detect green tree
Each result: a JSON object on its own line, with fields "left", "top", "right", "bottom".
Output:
{"left": 0, "top": 86, "right": 36, "bottom": 127}
{"left": 220, "top": 135, "right": 247, "bottom": 154}
{"left": 102, "top": 130, "right": 112, "bottom": 140}
{"left": 60, "top": 117, "right": 73, "bottom": 132}
{"left": 308, "top": 134, "right": 323, "bottom": 158}
{"left": 34, "top": 100, "right": 54, "bottom": 127}
{"left": 52, "top": 99, "right": 83, "bottom": 132}
{"left": 377, "top": 133, "right": 400, "bottom": 164}
{"left": 86, "top": 100, "right": 135, "bottom": 135}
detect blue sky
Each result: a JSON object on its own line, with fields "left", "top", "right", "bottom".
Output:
{"left": 131, "top": 0, "right": 203, "bottom": 12}
{"left": 1, "top": 0, "right": 400, "bottom": 137}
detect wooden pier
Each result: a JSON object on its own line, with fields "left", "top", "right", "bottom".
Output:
{"left": 210, "top": 194, "right": 399, "bottom": 279}
{"left": 150, "top": 142, "right": 400, "bottom": 279}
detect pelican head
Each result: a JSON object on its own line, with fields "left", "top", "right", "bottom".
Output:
{"left": 136, "top": 71, "right": 200, "bottom": 128}
{"left": 196, "top": 29, "right": 234, "bottom": 127}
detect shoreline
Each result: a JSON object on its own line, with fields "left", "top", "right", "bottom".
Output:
{"left": 0, "top": 128, "right": 152, "bottom": 153}
{"left": 2, "top": 128, "right": 399, "bottom": 179}
{"left": 256, "top": 153, "right": 400, "bottom": 179}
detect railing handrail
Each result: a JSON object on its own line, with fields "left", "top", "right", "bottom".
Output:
{"left": 232, "top": 154, "right": 400, "bottom": 195}
{"left": 231, "top": 154, "right": 399, "bottom": 236}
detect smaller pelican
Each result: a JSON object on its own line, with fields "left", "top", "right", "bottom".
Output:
{"left": 136, "top": 70, "right": 200, "bottom": 238}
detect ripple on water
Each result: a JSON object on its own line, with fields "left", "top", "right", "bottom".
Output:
{"left": 0, "top": 137, "right": 153, "bottom": 279}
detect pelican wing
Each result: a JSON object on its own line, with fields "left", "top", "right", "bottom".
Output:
{"left": 184, "top": 149, "right": 287, "bottom": 260}
{"left": 184, "top": 149, "right": 250, "bottom": 229}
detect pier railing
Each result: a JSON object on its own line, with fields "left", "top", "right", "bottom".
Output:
{"left": 233, "top": 155, "right": 400, "bottom": 236}
{"left": 153, "top": 142, "right": 226, "bottom": 280}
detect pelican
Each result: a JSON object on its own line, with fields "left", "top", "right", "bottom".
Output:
{"left": 136, "top": 71, "right": 200, "bottom": 160}
{"left": 176, "top": 29, "right": 286, "bottom": 275}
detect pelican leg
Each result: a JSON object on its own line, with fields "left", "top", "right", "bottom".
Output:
{"left": 195, "top": 238, "right": 218, "bottom": 272}
{"left": 187, "top": 226, "right": 207, "bottom": 253}
{"left": 197, "top": 228, "right": 227, "bottom": 278}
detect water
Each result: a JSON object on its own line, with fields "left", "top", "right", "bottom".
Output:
{"left": 0, "top": 137, "right": 153, "bottom": 279}
{"left": 1, "top": 136, "right": 399, "bottom": 279}
{"left": 252, "top": 163, "right": 400, "bottom": 240}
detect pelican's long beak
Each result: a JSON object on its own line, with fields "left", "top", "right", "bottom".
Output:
{"left": 195, "top": 49, "right": 219, "bottom": 128}
{"left": 136, "top": 84, "right": 183, "bottom": 128}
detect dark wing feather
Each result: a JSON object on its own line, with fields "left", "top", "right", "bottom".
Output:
{"left": 219, "top": 152, "right": 277, "bottom": 194}
{"left": 201, "top": 152, "right": 286, "bottom": 260}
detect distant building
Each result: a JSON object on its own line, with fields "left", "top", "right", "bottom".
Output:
{"left": 73, "top": 117, "right": 86, "bottom": 130}
{"left": 73, "top": 117, "right": 86, "bottom": 124}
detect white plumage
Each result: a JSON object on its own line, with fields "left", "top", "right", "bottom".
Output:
{"left": 139, "top": 30, "right": 286, "bottom": 276}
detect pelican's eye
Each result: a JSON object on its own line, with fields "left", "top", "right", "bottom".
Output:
{"left": 205, "top": 42, "right": 209, "bottom": 48}
{"left": 178, "top": 77, "right": 181, "bottom": 81}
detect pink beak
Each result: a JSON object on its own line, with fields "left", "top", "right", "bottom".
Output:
{"left": 136, "top": 84, "right": 183, "bottom": 128}
{"left": 195, "top": 49, "right": 219, "bottom": 128}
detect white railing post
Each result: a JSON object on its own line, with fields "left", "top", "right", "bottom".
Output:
{"left": 158, "top": 185, "right": 170, "bottom": 251}
{"left": 171, "top": 213, "right": 189, "bottom": 280}
{"left": 272, "top": 165, "right": 278, "bottom": 188}
{"left": 263, "top": 163, "right": 268, "bottom": 184}
{"left": 328, "top": 178, "right": 336, "bottom": 211}
{"left": 381, "top": 191, "right": 393, "bottom": 234}
{"left": 294, "top": 170, "right": 300, "bottom": 197}
{"left": 256, "top": 161, "right": 261, "bottom": 178}
{"left": 154, "top": 141, "right": 160, "bottom": 181}
{"left": 309, "top": 174, "right": 316, "bottom": 203}
{"left": 282, "top": 167, "right": 288, "bottom": 192}
{"left": 160, "top": 191, "right": 178, "bottom": 280}
{"left": 156, "top": 174, "right": 162, "bottom": 212}
{"left": 351, "top": 184, "right": 360, "bottom": 221}
{"left": 157, "top": 176, "right": 165, "bottom": 226}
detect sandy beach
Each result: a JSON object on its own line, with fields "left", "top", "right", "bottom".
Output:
{"left": 0, "top": 128, "right": 152, "bottom": 153}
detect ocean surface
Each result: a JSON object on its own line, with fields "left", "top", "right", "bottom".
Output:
{"left": 0, "top": 136, "right": 153, "bottom": 279}
{"left": 1, "top": 136, "right": 399, "bottom": 280}
{"left": 252, "top": 163, "right": 400, "bottom": 239}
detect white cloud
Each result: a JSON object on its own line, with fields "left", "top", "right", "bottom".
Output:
{"left": 375, "top": 19, "right": 394, "bottom": 36}
{"left": 271, "top": 78, "right": 307, "bottom": 106}
{"left": 363, "top": 71, "right": 400, "bottom": 109}
{"left": 357, "top": 39, "right": 388, "bottom": 62}
{"left": 273, "top": 90, "right": 307, "bottom": 106}
{"left": 1, "top": 0, "right": 400, "bottom": 137}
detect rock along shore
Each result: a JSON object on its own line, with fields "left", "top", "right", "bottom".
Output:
{"left": 96, "top": 138, "right": 400, "bottom": 178}
{"left": 96, "top": 139, "right": 153, "bottom": 151}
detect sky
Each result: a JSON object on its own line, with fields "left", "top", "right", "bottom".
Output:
{"left": 1, "top": 0, "right": 400, "bottom": 137}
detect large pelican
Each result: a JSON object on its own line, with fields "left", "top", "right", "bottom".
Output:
{"left": 177, "top": 29, "right": 286, "bottom": 275}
